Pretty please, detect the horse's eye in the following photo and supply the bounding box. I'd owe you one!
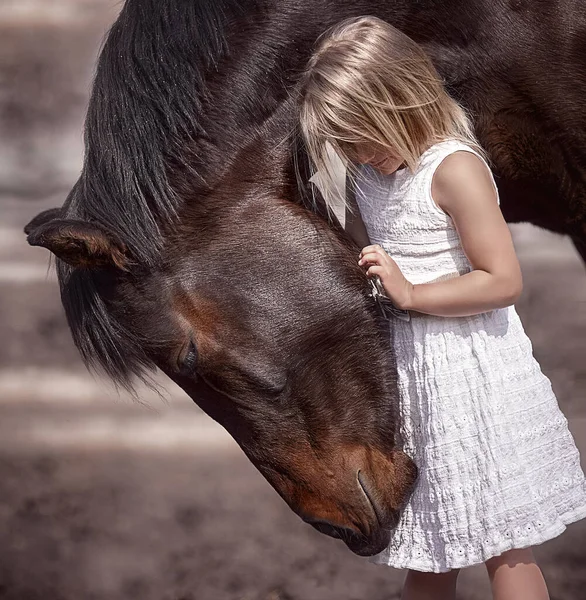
[179,341,198,376]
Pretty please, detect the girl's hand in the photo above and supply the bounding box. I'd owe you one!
[358,244,414,310]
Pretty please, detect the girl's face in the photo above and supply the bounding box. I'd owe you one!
[349,141,406,175]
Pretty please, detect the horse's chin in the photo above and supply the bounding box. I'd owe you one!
[346,533,391,557]
[307,516,393,556]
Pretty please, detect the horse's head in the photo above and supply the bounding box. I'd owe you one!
[23,0,416,557]
[25,182,416,556]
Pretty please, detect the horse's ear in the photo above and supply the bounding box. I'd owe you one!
[24,208,63,235]
[26,219,130,271]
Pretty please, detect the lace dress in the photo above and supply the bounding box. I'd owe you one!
[353,138,586,572]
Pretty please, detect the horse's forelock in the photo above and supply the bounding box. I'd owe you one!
[56,260,164,395]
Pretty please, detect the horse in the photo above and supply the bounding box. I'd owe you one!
[24,0,586,557]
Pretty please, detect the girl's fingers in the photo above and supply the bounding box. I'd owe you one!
[358,251,383,266]
[366,265,384,277]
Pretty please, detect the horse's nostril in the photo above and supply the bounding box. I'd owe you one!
[357,469,385,527]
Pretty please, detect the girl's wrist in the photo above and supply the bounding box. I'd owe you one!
[396,281,416,311]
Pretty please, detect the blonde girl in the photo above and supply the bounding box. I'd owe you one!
[297,15,586,600]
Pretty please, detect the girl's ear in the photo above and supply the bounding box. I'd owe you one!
[26,218,130,271]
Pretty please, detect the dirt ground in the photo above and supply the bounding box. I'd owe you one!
[1,2,586,599]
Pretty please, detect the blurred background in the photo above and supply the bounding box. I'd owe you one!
[1,1,585,599]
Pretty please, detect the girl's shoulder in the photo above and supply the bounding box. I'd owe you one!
[418,138,492,178]
[424,139,500,206]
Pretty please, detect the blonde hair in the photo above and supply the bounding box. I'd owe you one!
[296,15,486,217]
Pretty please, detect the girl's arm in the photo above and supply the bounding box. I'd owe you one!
[344,171,371,248]
[404,151,523,317]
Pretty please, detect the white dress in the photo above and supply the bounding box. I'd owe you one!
[353,138,586,572]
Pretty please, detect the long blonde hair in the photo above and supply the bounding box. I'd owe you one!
[296,15,486,217]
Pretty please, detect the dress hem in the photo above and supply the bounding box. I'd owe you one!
[365,503,586,573]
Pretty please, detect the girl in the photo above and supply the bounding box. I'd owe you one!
[297,15,586,600]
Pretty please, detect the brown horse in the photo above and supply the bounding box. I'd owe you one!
[24,0,586,556]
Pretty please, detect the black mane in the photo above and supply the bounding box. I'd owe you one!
[65,0,238,265]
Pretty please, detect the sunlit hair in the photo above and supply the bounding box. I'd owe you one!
[296,15,487,217]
